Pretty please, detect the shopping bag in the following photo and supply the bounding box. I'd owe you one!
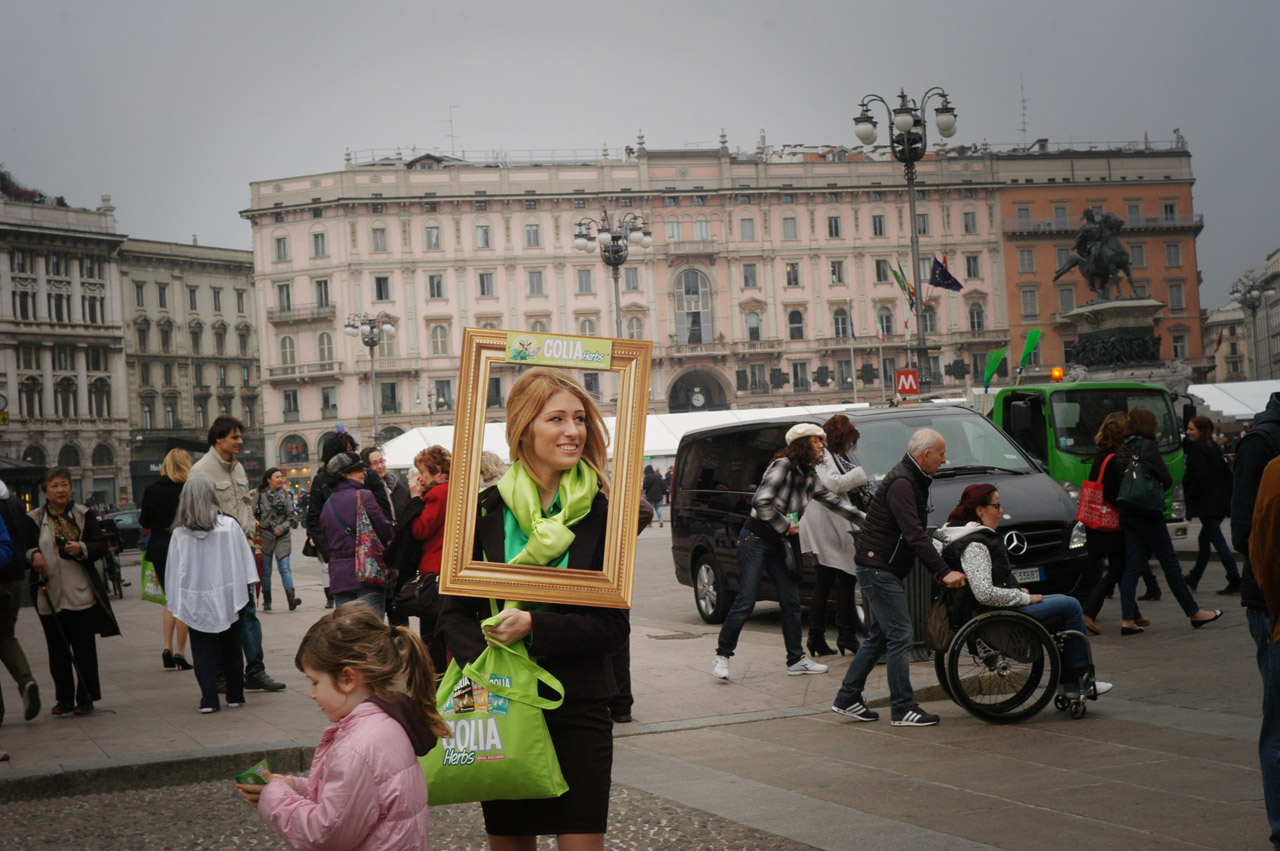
[141,553,166,605]
[1075,453,1121,532]
[421,608,568,806]
[1115,454,1165,517]
[354,493,392,589]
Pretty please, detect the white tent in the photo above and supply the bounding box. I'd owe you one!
[380,403,869,470]
[1189,380,1280,421]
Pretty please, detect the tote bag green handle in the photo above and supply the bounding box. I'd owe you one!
[461,612,565,711]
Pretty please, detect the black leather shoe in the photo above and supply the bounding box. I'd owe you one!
[172,653,193,671]
[245,675,286,692]
[162,648,176,670]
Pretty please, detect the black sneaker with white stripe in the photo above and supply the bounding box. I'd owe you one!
[831,698,879,722]
[890,704,940,727]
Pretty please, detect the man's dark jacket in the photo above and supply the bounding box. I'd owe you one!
[855,453,949,580]
[1232,392,1280,613]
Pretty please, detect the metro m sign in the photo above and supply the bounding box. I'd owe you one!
[895,369,919,395]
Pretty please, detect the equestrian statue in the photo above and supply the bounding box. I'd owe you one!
[1053,210,1134,301]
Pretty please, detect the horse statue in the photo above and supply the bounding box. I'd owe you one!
[1053,211,1134,301]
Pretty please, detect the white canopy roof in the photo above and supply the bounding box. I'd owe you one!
[1189,380,1280,421]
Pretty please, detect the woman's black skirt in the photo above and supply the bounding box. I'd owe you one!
[481,697,613,836]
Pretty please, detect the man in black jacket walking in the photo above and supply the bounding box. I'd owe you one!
[1231,392,1280,850]
[831,429,966,727]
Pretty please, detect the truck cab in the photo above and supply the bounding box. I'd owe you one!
[991,381,1187,537]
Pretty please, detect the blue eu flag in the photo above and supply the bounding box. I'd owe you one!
[930,258,963,292]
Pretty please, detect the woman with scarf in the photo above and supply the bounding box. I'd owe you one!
[254,468,300,612]
[24,467,119,716]
[436,368,628,851]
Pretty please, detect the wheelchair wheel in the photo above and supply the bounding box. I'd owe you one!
[1054,695,1071,712]
[946,611,1060,724]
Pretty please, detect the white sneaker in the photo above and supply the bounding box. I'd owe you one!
[1093,681,1113,697]
[787,655,829,675]
[712,655,730,680]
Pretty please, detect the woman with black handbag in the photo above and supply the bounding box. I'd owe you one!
[1115,408,1222,635]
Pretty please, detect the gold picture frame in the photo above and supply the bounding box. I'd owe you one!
[438,327,653,609]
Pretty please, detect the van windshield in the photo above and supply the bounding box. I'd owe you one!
[848,414,1035,481]
[1048,389,1179,457]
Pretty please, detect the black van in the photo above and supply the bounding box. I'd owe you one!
[671,405,1091,623]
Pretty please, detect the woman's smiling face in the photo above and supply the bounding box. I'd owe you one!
[524,389,587,481]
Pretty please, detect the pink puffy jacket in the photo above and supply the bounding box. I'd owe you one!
[259,701,430,850]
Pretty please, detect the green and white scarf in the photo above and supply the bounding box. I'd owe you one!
[496,459,598,567]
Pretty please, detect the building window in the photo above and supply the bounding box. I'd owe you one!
[431,325,449,356]
[675,270,712,345]
[1021,288,1039,317]
[195,402,207,428]
[134,283,145,307]
[187,287,198,311]
[781,193,795,204]
[694,220,710,241]
[525,224,540,248]
[55,379,77,418]
[190,329,202,354]
[1163,202,1177,224]
[665,221,680,242]
[1018,248,1035,272]
[1016,208,1032,229]
[282,389,299,416]
[624,268,640,292]
[782,217,798,240]
[1165,243,1182,266]
[157,284,168,309]
[578,318,597,336]
[1130,244,1146,267]
[915,213,929,235]
[576,269,592,294]
[241,365,251,384]
[487,376,503,408]
[435,379,453,411]
[1172,334,1187,358]
[918,257,932,283]
[425,225,441,251]
[791,361,810,391]
[921,306,937,334]
[742,264,758,288]
[1059,287,1075,314]
[968,303,985,332]
[312,232,327,257]
[381,382,398,414]
[475,225,491,249]
[317,331,334,364]
[474,200,487,212]
[830,260,846,285]
[1169,282,1185,312]
[1056,247,1072,270]
[428,274,445,299]
[1127,204,1141,227]
[238,332,248,356]
[583,372,601,398]
[280,336,296,366]
[833,308,850,339]
[963,211,978,234]
[740,218,756,240]
[137,327,149,352]
[878,307,894,337]
[371,227,388,252]
[527,270,544,296]
[964,254,981,279]
[827,216,842,238]
[663,196,678,207]
[788,310,805,341]
[142,402,154,430]
[749,363,767,392]
[274,237,288,262]
[276,283,292,311]
[212,289,222,313]
[530,319,547,333]
[312,278,330,306]
[160,328,171,353]
[745,311,762,341]
[626,316,643,339]
[375,276,391,301]
[872,214,886,237]
[478,272,495,297]
[785,263,800,287]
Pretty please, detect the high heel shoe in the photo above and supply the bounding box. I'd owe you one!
[836,636,860,656]
[806,633,836,657]
[162,648,175,670]
[172,653,193,671]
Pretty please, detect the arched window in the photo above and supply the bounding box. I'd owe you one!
[280,336,296,366]
[23,446,46,466]
[968,303,985,332]
[317,331,334,364]
[626,316,643,340]
[530,319,548,334]
[878,307,894,337]
[58,444,81,467]
[92,444,113,466]
[431,325,450,356]
[921,306,937,334]
[579,318,597,337]
[378,426,405,443]
[745,311,761,342]
[90,378,111,419]
[280,434,309,464]
[56,378,77,418]
[788,310,805,341]
[833,308,850,339]
[142,401,154,430]
[20,377,42,418]
[164,401,176,429]
[674,269,712,345]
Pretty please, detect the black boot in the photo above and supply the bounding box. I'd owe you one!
[835,611,861,656]
[324,587,334,609]
[262,589,272,612]
[287,588,302,610]
[806,628,835,657]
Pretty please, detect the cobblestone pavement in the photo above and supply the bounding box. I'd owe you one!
[0,781,817,850]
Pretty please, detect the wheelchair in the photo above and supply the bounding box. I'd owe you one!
[933,602,1101,724]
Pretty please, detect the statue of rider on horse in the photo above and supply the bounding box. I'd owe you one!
[1052,210,1134,301]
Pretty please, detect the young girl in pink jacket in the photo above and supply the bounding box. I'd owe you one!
[236,604,450,850]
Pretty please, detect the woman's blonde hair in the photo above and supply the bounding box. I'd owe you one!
[505,367,610,496]
[161,448,192,483]
[479,450,507,484]
[296,605,451,738]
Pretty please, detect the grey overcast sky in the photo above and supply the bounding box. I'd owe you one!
[3,0,1277,310]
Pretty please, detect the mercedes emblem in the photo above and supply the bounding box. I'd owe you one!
[1003,530,1029,556]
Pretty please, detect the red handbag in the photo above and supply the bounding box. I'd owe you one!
[1076,453,1121,532]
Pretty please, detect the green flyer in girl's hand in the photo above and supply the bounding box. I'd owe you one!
[234,759,270,785]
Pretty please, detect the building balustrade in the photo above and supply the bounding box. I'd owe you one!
[283,410,300,422]
[949,329,1010,345]
[663,239,721,257]
[732,338,787,356]
[663,341,732,359]
[1002,213,1203,236]
[321,405,339,420]
[266,303,337,324]
[265,360,343,383]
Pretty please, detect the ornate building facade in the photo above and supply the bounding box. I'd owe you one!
[0,193,130,508]
[117,239,263,500]
[242,136,1010,472]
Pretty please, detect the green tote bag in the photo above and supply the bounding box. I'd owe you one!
[140,552,166,605]
[421,608,569,806]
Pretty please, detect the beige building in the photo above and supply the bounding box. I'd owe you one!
[117,239,263,500]
[1199,303,1248,383]
[0,190,130,508]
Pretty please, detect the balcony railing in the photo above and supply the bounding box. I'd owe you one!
[949,330,1011,345]
[321,406,339,420]
[665,341,732,358]
[732,338,787,356]
[1003,213,1203,235]
[663,239,721,257]
[267,303,337,323]
[266,360,342,381]
[283,410,300,422]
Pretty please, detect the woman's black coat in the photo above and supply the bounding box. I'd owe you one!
[1183,438,1233,520]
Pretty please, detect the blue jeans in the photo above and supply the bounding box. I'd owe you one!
[836,566,914,713]
[653,502,663,522]
[261,551,295,595]
[716,527,804,665]
[334,587,387,622]
[1248,607,1280,849]
[239,589,265,680]
[1017,594,1089,678]
[1121,513,1200,620]
[1187,516,1241,586]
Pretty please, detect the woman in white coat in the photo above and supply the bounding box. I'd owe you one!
[166,474,257,714]
[799,415,869,657]
[798,414,870,652]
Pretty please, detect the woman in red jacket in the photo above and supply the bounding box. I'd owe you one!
[410,445,451,673]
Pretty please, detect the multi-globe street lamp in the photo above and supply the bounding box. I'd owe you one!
[1231,275,1276,379]
[343,311,397,443]
[854,88,958,391]
[573,209,652,338]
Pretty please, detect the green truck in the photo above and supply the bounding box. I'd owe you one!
[990,381,1188,537]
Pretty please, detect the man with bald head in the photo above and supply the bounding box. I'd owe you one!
[831,427,966,727]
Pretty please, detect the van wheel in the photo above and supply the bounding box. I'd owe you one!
[694,554,730,624]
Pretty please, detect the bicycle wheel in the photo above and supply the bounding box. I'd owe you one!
[946,611,1059,724]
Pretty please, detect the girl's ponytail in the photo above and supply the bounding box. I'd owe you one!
[390,624,452,739]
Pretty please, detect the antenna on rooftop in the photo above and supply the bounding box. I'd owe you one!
[1019,77,1030,149]
[442,106,460,157]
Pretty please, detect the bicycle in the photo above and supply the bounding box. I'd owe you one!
[98,517,126,599]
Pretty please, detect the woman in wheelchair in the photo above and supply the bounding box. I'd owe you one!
[937,484,1112,699]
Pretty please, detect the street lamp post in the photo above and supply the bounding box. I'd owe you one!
[573,209,652,338]
[1231,275,1277,380]
[344,311,397,444]
[854,88,958,392]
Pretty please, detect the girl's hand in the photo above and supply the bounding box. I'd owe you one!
[235,770,294,806]
[485,609,533,646]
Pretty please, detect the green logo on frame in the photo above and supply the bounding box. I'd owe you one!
[505,332,612,369]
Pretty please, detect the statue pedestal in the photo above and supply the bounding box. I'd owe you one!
[1062,297,1165,334]
[1062,297,1191,394]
